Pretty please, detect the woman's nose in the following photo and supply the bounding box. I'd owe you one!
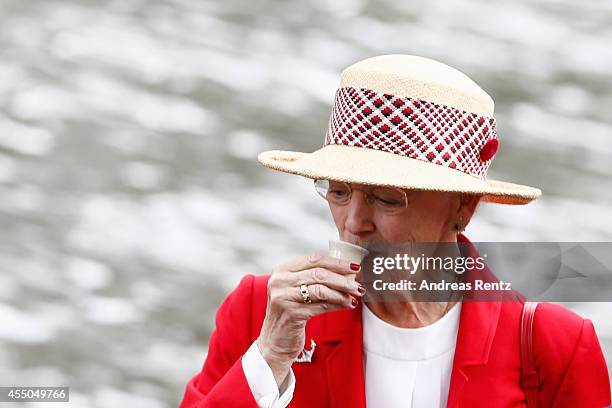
[344,190,375,235]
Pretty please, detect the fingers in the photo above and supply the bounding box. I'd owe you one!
[274,253,360,276]
[284,284,356,309]
[292,268,364,297]
[265,253,366,324]
[266,282,357,323]
[295,285,359,320]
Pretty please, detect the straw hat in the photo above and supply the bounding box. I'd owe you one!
[258,55,541,205]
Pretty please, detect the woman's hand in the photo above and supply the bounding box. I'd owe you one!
[255,253,365,388]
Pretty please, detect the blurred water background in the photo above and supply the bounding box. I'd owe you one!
[1,0,611,406]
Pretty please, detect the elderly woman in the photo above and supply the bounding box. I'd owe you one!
[180,55,610,407]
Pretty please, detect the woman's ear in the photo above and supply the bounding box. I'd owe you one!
[457,194,481,229]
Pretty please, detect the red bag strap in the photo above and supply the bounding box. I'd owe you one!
[520,301,540,408]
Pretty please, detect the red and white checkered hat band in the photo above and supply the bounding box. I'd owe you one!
[324,87,499,180]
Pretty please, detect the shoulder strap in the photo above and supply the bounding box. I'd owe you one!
[521,301,540,408]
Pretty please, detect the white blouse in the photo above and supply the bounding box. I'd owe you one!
[362,302,462,408]
[242,302,462,408]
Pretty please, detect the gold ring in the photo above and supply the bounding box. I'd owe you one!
[300,284,312,304]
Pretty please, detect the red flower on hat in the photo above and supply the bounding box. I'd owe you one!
[479,139,499,161]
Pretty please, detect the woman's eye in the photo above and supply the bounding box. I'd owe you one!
[377,198,402,206]
[329,189,349,197]
[374,194,404,207]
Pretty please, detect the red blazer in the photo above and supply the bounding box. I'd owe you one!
[180,268,611,407]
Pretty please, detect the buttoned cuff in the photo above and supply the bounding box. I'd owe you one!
[242,341,295,408]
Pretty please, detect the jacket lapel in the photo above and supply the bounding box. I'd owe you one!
[447,234,503,407]
[446,299,501,407]
[319,302,366,408]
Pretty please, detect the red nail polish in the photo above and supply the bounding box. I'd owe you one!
[357,284,366,295]
[350,263,360,271]
[351,297,358,307]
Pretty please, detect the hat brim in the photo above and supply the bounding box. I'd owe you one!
[258,145,541,205]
